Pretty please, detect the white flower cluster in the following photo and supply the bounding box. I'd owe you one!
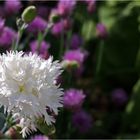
[0,51,63,137]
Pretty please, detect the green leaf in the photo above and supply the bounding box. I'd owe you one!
[120,79,140,135]
[98,4,117,31]
[36,118,56,136]
[97,4,139,86]
[0,112,6,130]
[81,20,96,41]
[126,100,135,114]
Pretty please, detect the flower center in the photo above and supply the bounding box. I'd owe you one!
[19,85,25,93]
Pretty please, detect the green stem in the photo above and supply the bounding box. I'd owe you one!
[65,29,72,51]
[1,114,11,133]
[67,72,72,87]
[95,41,104,76]
[66,122,72,139]
[13,22,28,51]
[13,28,24,51]
[59,30,64,60]
[37,23,53,52]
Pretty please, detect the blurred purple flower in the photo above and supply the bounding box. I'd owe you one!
[96,23,108,39]
[85,0,96,13]
[31,135,49,140]
[57,0,76,17]
[111,88,128,106]
[37,6,50,19]
[0,27,17,47]
[72,110,93,133]
[27,16,47,34]
[63,49,88,75]
[51,20,64,36]
[4,0,22,15]
[30,40,50,59]
[0,7,5,17]
[0,18,5,35]
[70,34,83,49]
[63,49,87,65]
[63,18,72,31]
[64,89,86,110]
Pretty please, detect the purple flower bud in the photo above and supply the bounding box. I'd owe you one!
[64,89,86,110]
[72,110,93,133]
[111,88,128,106]
[96,23,108,39]
[57,0,76,17]
[51,20,64,36]
[27,16,47,34]
[0,27,17,47]
[31,135,49,140]
[70,34,83,49]
[30,40,50,59]
[4,0,22,15]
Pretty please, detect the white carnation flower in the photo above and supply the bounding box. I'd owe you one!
[0,51,63,137]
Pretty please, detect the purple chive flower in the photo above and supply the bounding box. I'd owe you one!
[57,0,76,17]
[70,34,83,49]
[63,49,88,77]
[37,6,50,19]
[111,88,128,106]
[31,135,49,140]
[51,20,64,36]
[0,27,17,47]
[63,49,87,65]
[96,23,108,39]
[27,16,47,34]
[72,110,93,133]
[4,0,22,15]
[64,89,86,110]
[63,49,88,75]
[30,40,50,59]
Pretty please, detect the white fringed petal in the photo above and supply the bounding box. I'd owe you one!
[0,51,63,137]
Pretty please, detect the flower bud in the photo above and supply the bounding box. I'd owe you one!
[22,6,37,23]
[96,23,108,39]
[62,60,80,70]
[4,125,22,139]
[49,12,61,23]
[36,117,55,136]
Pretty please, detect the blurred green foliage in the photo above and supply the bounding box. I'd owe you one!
[75,1,140,138]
